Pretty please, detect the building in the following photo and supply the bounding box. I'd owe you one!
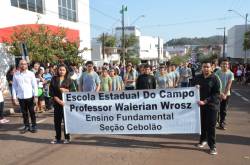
[139,36,164,65]
[227,25,250,62]
[91,38,120,66]
[91,26,164,65]
[164,46,188,56]
[0,0,91,60]
[114,26,164,65]
[0,0,90,90]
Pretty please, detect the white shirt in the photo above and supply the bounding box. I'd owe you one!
[12,70,38,99]
[237,69,242,76]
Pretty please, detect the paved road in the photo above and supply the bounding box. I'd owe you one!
[0,84,249,165]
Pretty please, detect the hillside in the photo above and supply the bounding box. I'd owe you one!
[165,35,226,46]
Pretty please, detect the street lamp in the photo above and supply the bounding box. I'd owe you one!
[216,27,226,58]
[228,9,249,63]
[131,15,145,25]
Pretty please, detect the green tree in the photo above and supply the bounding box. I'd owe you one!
[170,55,189,65]
[4,24,84,65]
[122,34,139,63]
[97,33,116,47]
[197,53,218,63]
[243,31,250,50]
[97,33,116,55]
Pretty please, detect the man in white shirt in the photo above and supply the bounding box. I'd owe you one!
[12,60,38,133]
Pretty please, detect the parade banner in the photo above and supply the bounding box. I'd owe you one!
[63,87,201,134]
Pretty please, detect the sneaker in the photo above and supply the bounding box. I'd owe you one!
[51,139,62,144]
[0,118,9,124]
[217,124,226,130]
[30,125,38,133]
[196,141,207,148]
[20,126,30,134]
[209,148,218,155]
[63,139,70,144]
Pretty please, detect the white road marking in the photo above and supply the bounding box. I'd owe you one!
[18,118,48,130]
[241,97,249,102]
[233,91,242,97]
[232,90,250,103]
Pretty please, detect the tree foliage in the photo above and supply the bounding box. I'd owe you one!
[170,55,190,65]
[123,34,138,48]
[97,33,116,47]
[243,31,250,50]
[166,35,226,46]
[197,53,218,63]
[4,24,84,65]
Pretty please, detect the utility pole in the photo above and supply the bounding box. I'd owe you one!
[120,5,127,65]
[216,27,226,58]
[102,33,105,60]
[223,27,226,58]
[158,36,160,65]
[245,13,248,63]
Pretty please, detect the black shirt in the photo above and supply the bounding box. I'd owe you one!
[136,74,156,90]
[49,76,76,100]
[193,73,221,109]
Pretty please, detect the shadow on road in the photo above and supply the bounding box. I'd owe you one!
[0,133,249,151]
[0,123,54,132]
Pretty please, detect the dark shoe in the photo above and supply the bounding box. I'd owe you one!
[217,124,226,130]
[30,125,37,133]
[20,126,30,134]
[209,148,218,155]
[51,139,62,144]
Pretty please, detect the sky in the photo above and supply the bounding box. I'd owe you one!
[89,0,250,41]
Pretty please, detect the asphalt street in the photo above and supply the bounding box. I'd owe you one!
[0,84,249,165]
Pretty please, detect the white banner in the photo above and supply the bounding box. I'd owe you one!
[63,87,201,134]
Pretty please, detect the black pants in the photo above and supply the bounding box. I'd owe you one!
[54,104,70,140]
[44,97,53,110]
[18,98,36,127]
[125,86,135,90]
[0,102,4,119]
[219,96,230,125]
[200,106,218,149]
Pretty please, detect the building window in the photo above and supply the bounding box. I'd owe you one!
[10,0,18,7]
[58,0,77,22]
[10,0,44,14]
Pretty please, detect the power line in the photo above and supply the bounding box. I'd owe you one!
[140,16,240,29]
[78,0,119,21]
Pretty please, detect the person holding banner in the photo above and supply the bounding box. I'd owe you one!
[136,64,156,89]
[49,64,77,144]
[194,61,221,155]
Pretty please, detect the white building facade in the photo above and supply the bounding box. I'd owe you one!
[139,36,164,65]
[0,0,91,60]
[227,25,250,62]
[0,0,91,91]
[114,26,164,65]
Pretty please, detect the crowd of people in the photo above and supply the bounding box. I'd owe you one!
[1,57,246,155]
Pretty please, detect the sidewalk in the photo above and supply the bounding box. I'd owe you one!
[3,93,19,115]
